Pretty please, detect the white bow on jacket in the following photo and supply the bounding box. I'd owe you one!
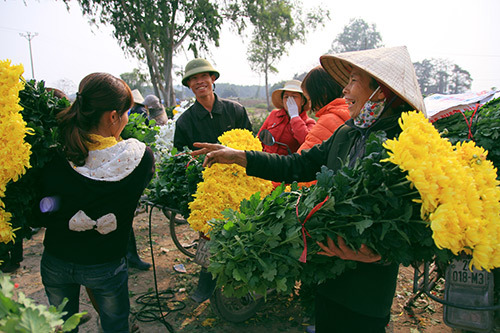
[69,210,117,235]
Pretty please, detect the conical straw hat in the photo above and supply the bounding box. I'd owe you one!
[320,46,426,116]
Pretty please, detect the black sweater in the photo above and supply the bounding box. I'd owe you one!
[39,140,154,265]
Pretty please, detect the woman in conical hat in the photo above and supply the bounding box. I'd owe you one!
[192,46,425,332]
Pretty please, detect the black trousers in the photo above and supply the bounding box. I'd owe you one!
[315,292,390,333]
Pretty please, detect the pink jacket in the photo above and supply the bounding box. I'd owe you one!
[297,98,350,153]
[258,108,316,155]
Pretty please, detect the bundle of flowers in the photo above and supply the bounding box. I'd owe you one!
[207,111,499,298]
[0,60,31,244]
[2,79,69,246]
[384,111,500,270]
[188,129,274,235]
[153,102,187,159]
[154,119,176,159]
[432,96,500,175]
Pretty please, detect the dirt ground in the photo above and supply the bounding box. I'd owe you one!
[7,207,458,332]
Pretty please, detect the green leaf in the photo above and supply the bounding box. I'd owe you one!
[275,277,288,293]
[18,307,55,333]
[62,312,87,332]
[262,267,277,282]
[355,219,374,234]
[232,268,244,282]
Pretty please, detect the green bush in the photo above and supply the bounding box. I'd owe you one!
[433,97,500,176]
[253,103,268,109]
[249,113,267,135]
[121,113,160,150]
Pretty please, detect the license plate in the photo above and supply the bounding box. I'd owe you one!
[443,258,495,331]
[449,258,488,287]
[194,238,210,268]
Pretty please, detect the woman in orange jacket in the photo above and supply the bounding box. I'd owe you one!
[258,80,316,155]
[298,66,350,153]
[296,66,349,188]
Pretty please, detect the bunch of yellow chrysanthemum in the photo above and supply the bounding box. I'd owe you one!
[188,129,273,235]
[0,60,31,244]
[383,111,500,270]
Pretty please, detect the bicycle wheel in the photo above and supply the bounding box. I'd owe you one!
[209,287,263,323]
[162,208,198,258]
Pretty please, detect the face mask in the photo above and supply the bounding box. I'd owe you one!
[353,87,385,128]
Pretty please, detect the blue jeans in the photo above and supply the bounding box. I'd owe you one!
[41,251,130,332]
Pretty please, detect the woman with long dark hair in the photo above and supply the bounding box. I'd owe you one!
[38,72,155,332]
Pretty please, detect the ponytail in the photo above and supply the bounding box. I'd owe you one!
[57,94,89,166]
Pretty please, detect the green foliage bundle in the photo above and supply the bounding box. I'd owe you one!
[0,273,83,332]
[2,80,68,243]
[207,132,452,299]
[208,183,303,298]
[148,148,204,218]
[432,97,500,174]
[120,113,159,149]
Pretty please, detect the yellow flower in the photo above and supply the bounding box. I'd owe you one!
[0,59,32,244]
[188,129,273,234]
[383,111,500,271]
[0,210,19,244]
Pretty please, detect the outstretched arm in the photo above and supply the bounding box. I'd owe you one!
[192,142,248,168]
[317,235,381,263]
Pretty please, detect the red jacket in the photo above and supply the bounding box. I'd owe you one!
[258,108,316,155]
[297,98,350,153]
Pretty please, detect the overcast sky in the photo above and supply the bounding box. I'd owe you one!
[1,0,499,95]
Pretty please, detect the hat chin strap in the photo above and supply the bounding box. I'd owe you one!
[366,86,381,103]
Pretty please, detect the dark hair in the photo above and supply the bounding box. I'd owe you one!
[57,72,133,166]
[301,66,343,112]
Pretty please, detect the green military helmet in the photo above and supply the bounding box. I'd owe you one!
[182,58,220,87]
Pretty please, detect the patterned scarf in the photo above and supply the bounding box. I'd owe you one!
[353,87,386,128]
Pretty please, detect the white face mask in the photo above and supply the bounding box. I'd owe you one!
[353,87,385,128]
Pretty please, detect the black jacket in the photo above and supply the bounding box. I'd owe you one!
[173,94,253,151]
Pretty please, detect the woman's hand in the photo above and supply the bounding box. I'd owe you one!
[317,235,381,263]
[192,142,248,168]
